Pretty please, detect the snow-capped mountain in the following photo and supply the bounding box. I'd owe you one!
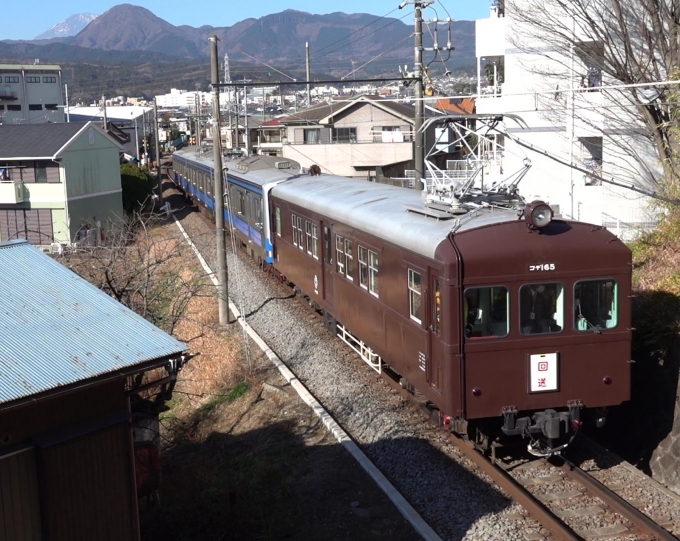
[34,13,98,40]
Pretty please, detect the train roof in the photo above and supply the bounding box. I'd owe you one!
[173,148,303,188]
[272,175,519,260]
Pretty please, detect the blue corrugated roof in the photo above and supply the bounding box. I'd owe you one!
[0,240,188,406]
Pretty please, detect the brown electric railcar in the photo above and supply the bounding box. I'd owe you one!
[271,175,631,454]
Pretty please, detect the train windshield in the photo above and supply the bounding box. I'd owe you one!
[520,283,564,335]
[574,279,618,331]
[464,287,509,338]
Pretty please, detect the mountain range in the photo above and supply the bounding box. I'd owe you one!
[12,4,475,68]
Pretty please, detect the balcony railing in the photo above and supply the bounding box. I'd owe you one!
[0,180,25,203]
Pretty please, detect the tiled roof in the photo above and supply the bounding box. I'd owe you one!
[0,122,88,159]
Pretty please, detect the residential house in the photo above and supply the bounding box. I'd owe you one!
[0,239,189,541]
[0,122,125,247]
[0,63,64,124]
[255,95,447,180]
[475,0,659,237]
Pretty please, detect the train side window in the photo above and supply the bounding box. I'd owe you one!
[368,250,379,297]
[311,224,319,260]
[345,239,354,280]
[433,280,441,334]
[574,279,618,331]
[255,196,263,229]
[275,207,281,237]
[358,246,368,289]
[336,235,346,274]
[305,221,313,255]
[292,214,299,247]
[464,287,509,338]
[296,217,303,250]
[238,191,246,216]
[324,227,332,265]
[520,283,564,335]
[408,269,422,323]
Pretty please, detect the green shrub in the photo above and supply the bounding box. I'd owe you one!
[120,163,154,213]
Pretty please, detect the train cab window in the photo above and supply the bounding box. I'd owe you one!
[408,269,422,323]
[275,207,281,237]
[336,235,346,274]
[433,280,441,334]
[574,279,618,331]
[520,283,564,335]
[464,287,509,338]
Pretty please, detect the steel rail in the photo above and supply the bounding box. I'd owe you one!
[548,455,678,541]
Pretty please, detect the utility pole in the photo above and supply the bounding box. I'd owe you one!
[305,42,311,106]
[210,35,230,325]
[401,0,439,191]
[102,95,107,129]
[153,98,163,202]
[65,84,70,122]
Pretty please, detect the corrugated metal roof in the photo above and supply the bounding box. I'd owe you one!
[0,240,188,406]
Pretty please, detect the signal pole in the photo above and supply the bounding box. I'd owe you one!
[210,35,230,325]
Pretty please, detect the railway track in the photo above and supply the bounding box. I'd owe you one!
[168,180,680,540]
[377,369,677,541]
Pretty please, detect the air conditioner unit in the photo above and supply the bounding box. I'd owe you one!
[50,242,63,254]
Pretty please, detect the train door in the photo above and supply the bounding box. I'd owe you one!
[321,223,334,307]
[427,271,443,393]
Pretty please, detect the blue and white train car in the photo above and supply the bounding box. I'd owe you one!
[171,150,303,265]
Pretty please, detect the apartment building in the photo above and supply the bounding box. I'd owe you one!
[0,63,64,124]
[475,1,660,238]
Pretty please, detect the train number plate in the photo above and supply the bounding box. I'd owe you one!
[529,263,556,271]
[529,353,558,392]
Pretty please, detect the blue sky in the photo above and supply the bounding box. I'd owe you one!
[4,0,490,41]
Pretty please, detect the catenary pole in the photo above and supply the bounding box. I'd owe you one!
[306,42,312,106]
[153,97,163,202]
[210,35,230,325]
[413,2,425,191]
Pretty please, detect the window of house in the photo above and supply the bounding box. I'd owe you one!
[520,283,564,335]
[368,250,379,296]
[0,105,4,110]
[42,76,57,83]
[275,207,281,237]
[336,235,346,274]
[464,286,509,338]
[35,162,47,183]
[344,239,353,279]
[29,104,42,111]
[45,104,58,110]
[332,127,357,143]
[26,76,40,83]
[5,76,19,83]
[304,129,320,144]
[7,105,21,111]
[575,279,618,331]
[408,269,422,323]
[358,246,368,289]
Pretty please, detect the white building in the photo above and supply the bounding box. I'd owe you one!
[155,88,212,111]
[475,1,660,238]
[0,64,64,124]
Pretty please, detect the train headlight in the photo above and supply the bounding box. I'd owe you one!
[524,200,553,229]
